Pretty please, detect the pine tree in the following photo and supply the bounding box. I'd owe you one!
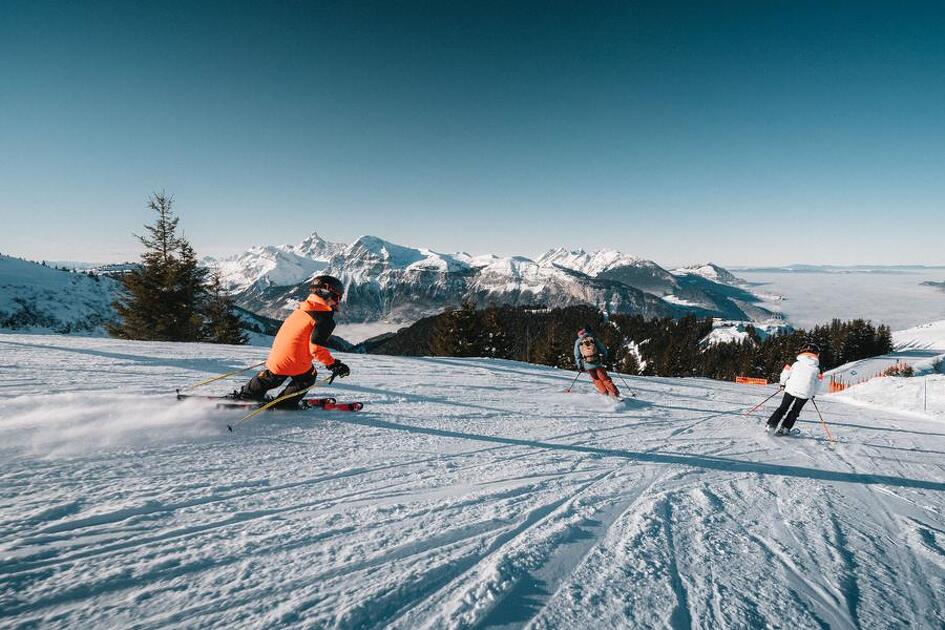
[109,193,219,342]
[431,302,482,356]
[203,274,249,345]
[481,304,513,359]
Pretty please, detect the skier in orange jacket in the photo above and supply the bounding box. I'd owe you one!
[239,275,351,408]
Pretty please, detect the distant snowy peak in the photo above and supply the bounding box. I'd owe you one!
[213,245,327,292]
[292,232,346,260]
[674,263,749,287]
[536,247,647,276]
[337,235,472,275]
[208,231,345,292]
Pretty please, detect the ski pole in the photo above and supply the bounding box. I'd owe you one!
[811,398,836,445]
[228,374,336,432]
[185,361,266,391]
[565,370,583,393]
[744,388,782,416]
[614,371,637,398]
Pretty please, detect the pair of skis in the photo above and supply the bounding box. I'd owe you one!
[176,390,363,412]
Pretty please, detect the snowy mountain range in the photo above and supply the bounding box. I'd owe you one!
[207,232,779,325]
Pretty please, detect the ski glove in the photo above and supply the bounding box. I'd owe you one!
[327,360,350,379]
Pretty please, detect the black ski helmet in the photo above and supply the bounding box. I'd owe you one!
[801,341,820,354]
[311,275,344,301]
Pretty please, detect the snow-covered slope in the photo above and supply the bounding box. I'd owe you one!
[2,333,945,628]
[832,374,945,420]
[894,320,945,352]
[0,255,118,334]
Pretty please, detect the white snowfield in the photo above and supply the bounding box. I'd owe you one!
[2,334,945,629]
[894,320,945,352]
[833,375,945,421]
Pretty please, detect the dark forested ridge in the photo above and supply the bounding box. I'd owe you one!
[367,304,893,383]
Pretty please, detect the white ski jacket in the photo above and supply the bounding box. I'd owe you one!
[779,353,822,399]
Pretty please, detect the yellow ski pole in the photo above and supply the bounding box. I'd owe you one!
[185,361,266,391]
[227,374,335,432]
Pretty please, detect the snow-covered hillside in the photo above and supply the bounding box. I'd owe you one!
[2,333,944,628]
[894,320,945,352]
[674,262,750,287]
[0,255,118,334]
[833,374,945,420]
[209,233,778,325]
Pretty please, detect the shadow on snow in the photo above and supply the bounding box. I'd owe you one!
[332,415,945,493]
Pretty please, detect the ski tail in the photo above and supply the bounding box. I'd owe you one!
[321,402,364,412]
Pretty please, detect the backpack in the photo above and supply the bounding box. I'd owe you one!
[579,336,601,363]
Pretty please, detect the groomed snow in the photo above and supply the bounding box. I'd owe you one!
[2,334,945,628]
[894,320,945,352]
[832,375,945,420]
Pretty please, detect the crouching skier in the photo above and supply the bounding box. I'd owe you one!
[238,275,351,408]
[574,326,620,398]
[766,343,823,435]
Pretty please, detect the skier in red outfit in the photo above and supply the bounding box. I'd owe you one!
[574,326,620,397]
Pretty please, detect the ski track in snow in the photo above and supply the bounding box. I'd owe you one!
[1,334,945,628]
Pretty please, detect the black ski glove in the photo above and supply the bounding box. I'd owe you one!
[327,360,350,380]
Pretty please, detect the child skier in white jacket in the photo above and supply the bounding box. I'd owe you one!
[766,344,824,435]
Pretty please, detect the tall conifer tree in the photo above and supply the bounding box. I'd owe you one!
[109,193,244,343]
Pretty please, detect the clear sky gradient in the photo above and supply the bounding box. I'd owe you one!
[2,1,943,266]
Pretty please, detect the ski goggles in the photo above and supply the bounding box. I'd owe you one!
[314,287,344,303]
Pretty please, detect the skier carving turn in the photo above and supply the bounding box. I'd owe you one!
[766,343,824,436]
[574,325,620,398]
[237,275,352,409]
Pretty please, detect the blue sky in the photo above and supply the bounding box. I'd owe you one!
[1,1,943,266]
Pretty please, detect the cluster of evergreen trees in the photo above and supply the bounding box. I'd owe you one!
[372,303,892,383]
[108,193,247,344]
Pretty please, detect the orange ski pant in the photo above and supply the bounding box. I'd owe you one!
[588,368,620,397]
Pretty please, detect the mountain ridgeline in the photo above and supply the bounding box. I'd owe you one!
[367,304,893,383]
[208,233,781,325]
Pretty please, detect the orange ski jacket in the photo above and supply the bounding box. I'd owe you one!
[265,294,336,376]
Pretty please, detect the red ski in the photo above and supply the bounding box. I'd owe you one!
[301,399,363,412]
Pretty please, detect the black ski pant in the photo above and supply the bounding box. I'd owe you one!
[767,392,808,430]
[241,366,317,409]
